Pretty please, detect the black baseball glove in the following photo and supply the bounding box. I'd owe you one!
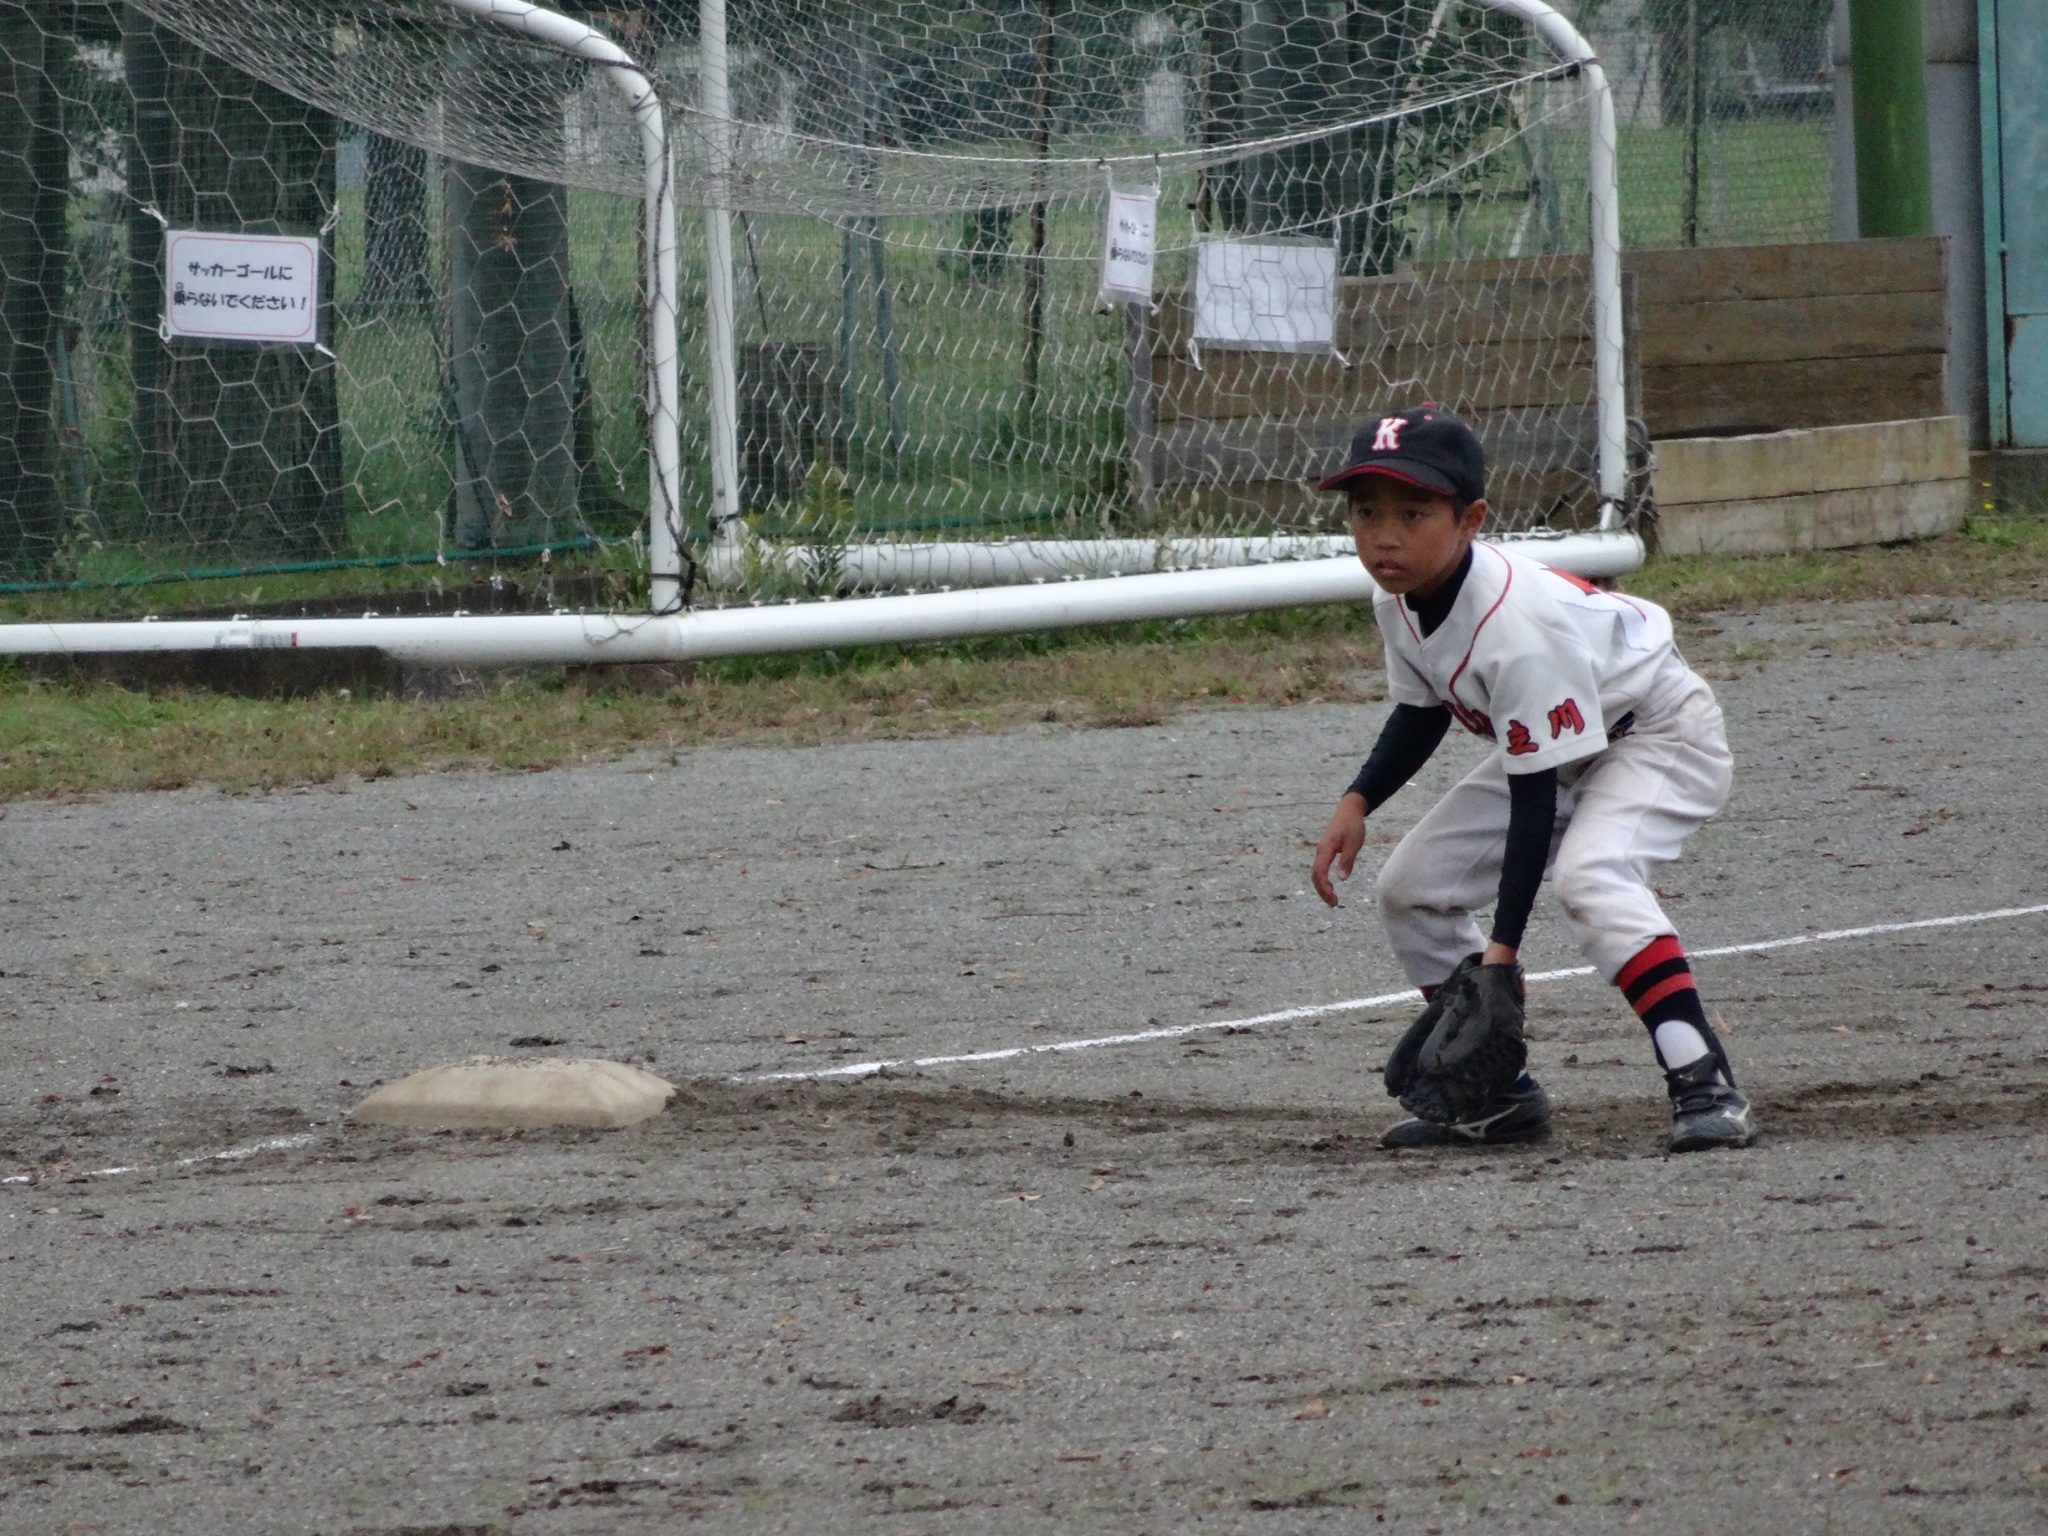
[1383,953,1480,1102]
[1387,959,1528,1125]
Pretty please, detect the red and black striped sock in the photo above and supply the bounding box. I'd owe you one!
[1616,936,1733,1083]
[1616,936,1708,1031]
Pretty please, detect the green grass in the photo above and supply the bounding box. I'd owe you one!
[1628,508,2048,615]
[0,604,1387,800]
[2,512,2043,802]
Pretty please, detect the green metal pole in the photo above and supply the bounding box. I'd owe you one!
[1848,0,1934,237]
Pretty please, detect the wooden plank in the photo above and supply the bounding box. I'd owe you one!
[1153,414,1353,486]
[1653,417,1969,506]
[1654,477,1968,557]
[1481,467,1603,528]
[1154,407,1600,488]
[1638,290,1947,368]
[1344,278,1594,350]
[1166,241,1944,352]
[1152,272,1598,357]
[1408,254,1590,283]
[1155,409,1597,487]
[1155,479,1341,531]
[1153,352,1352,423]
[1154,345,1595,424]
[1429,240,1947,305]
[1642,354,1947,436]
[1626,236,1944,307]
[1157,466,1599,531]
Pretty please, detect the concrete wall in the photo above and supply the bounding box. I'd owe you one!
[1831,0,1988,446]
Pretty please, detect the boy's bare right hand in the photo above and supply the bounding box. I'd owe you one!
[1311,792,1369,907]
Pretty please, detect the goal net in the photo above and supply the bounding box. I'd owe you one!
[2,0,1648,618]
[671,0,1634,597]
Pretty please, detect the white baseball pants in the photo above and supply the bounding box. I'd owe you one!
[1374,677,1733,985]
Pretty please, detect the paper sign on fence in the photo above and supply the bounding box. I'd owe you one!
[1193,236,1336,353]
[165,230,321,344]
[1098,190,1158,305]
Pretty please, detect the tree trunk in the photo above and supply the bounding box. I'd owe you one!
[361,133,433,309]
[1196,2,1244,231]
[1337,0,1409,276]
[1199,2,1408,275]
[0,0,68,575]
[444,160,580,551]
[123,12,342,561]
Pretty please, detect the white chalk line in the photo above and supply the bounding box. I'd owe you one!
[7,903,2042,1181]
[737,901,2048,1085]
[2,1132,315,1187]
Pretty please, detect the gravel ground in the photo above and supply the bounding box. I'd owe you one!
[2,596,2045,1534]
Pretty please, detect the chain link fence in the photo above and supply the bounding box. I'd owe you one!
[1587,0,1834,247]
[0,0,1837,617]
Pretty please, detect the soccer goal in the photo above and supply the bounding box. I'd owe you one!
[660,0,1634,600]
[0,0,1636,667]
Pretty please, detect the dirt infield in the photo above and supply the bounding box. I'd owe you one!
[3,596,2046,1533]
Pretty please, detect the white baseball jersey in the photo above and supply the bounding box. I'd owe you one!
[1376,541,1691,775]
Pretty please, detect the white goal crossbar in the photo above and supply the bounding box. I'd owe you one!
[0,530,1641,669]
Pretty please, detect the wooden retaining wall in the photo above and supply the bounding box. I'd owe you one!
[1142,235,1949,531]
[1631,236,1948,438]
[1144,264,1631,530]
[1652,416,1969,557]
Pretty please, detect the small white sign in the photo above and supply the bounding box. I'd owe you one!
[1193,236,1337,353]
[165,230,321,344]
[1099,189,1158,305]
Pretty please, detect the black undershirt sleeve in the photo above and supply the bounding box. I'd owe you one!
[1490,768,1558,951]
[1345,703,1452,811]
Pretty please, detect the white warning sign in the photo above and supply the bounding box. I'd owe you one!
[164,230,321,344]
[1098,189,1158,305]
[1193,236,1337,353]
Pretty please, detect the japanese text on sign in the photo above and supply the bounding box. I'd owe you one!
[1098,189,1158,305]
[164,230,321,344]
[1193,237,1337,353]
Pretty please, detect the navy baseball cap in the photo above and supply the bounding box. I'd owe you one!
[1315,405,1486,506]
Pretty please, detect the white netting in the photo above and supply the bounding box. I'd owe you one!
[0,0,1835,614]
[5,0,1836,612]
[676,4,1623,577]
[121,0,1573,207]
[87,0,1623,599]
[700,82,1619,564]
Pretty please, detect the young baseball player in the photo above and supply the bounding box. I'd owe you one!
[1309,405,1757,1152]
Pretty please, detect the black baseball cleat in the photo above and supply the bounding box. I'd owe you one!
[1381,1075,1551,1148]
[1665,1057,1758,1152]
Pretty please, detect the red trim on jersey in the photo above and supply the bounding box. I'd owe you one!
[1615,934,1686,993]
[1391,591,1424,647]
[1546,567,1600,595]
[1543,562,1649,619]
[1628,973,1697,1015]
[1442,544,1513,725]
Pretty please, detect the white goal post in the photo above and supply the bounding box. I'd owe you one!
[437,0,687,614]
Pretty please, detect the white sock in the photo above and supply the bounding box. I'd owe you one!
[1653,1020,1712,1072]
